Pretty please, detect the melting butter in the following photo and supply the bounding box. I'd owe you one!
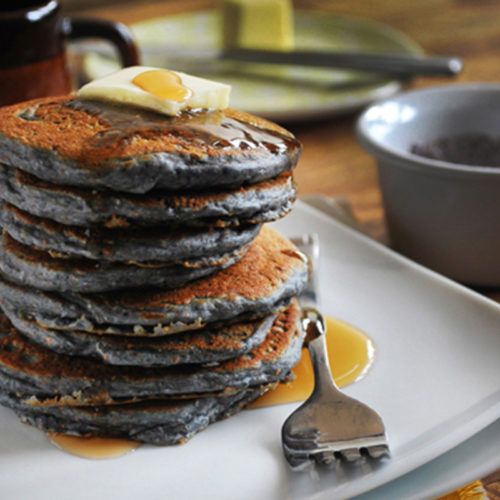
[77,66,231,116]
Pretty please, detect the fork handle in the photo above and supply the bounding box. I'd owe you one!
[302,308,340,396]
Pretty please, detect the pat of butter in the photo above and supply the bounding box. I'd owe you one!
[77,66,231,116]
[221,0,294,51]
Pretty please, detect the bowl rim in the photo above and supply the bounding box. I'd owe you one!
[356,83,500,176]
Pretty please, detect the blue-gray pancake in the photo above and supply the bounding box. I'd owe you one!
[0,164,295,228]
[0,97,301,194]
[3,306,275,367]
[0,202,260,263]
[0,227,307,332]
[0,302,304,404]
[0,384,273,445]
[0,232,246,293]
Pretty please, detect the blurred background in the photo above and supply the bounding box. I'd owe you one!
[59,0,500,245]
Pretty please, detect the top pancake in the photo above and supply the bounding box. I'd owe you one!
[0,96,301,194]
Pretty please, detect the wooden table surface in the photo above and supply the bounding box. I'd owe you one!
[71,0,499,495]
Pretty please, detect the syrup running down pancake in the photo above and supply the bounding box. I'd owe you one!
[0,97,301,193]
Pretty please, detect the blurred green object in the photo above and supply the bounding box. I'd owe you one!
[83,9,422,122]
[220,0,294,51]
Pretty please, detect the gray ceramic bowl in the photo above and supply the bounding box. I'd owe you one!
[357,84,500,286]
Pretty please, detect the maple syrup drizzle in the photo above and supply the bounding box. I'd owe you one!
[48,433,140,459]
[132,69,192,102]
[66,99,296,155]
[250,315,375,409]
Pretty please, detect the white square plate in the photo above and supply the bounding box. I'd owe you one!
[0,201,499,499]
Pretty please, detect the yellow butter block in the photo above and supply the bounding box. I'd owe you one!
[221,0,294,51]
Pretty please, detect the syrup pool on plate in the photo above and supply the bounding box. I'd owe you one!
[48,433,140,459]
[250,315,375,409]
[48,315,374,457]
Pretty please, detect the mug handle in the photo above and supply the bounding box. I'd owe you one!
[63,17,140,67]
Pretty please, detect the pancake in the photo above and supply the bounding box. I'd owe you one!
[4,307,276,367]
[0,164,296,228]
[0,202,261,262]
[9,306,289,338]
[0,232,246,293]
[0,96,301,193]
[0,226,307,331]
[0,384,272,445]
[0,302,304,404]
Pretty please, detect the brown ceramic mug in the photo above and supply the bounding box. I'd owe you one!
[0,0,139,106]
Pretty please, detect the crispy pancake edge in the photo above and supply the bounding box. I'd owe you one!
[0,97,301,193]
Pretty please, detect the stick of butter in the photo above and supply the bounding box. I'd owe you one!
[221,0,294,51]
[77,66,231,116]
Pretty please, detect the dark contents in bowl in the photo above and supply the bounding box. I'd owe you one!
[411,133,500,167]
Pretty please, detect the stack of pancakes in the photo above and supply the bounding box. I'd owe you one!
[0,96,307,444]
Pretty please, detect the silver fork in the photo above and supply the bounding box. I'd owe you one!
[282,234,390,470]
